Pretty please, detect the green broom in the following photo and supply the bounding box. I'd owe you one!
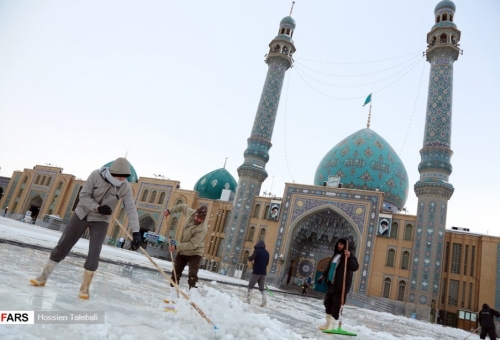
[323,240,357,336]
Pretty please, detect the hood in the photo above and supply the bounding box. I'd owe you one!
[109,158,131,176]
[254,240,266,249]
[483,303,490,309]
[333,238,347,255]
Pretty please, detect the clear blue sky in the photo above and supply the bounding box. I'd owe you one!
[0,1,499,235]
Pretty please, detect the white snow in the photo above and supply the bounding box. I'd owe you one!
[0,217,479,339]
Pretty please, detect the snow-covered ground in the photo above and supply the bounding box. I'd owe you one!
[0,217,479,339]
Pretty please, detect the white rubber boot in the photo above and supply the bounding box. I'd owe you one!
[260,290,267,307]
[318,314,332,330]
[78,270,95,299]
[30,259,58,286]
[327,317,338,330]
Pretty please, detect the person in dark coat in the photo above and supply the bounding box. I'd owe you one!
[246,240,270,307]
[317,238,359,331]
[479,303,500,339]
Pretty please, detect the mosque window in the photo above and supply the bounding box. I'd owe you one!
[461,281,466,308]
[401,251,410,270]
[35,175,41,185]
[169,217,178,238]
[386,249,395,267]
[286,28,290,35]
[263,205,270,219]
[243,251,250,264]
[290,30,294,38]
[404,224,413,241]
[442,13,448,21]
[273,44,281,52]
[448,279,459,306]
[41,176,46,186]
[470,246,475,276]
[444,242,450,272]
[280,28,285,34]
[253,204,260,218]
[259,228,266,241]
[46,177,52,186]
[141,189,149,202]
[149,190,157,204]
[468,283,473,309]
[247,226,255,241]
[57,181,63,190]
[450,243,462,274]
[382,277,391,298]
[23,176,28,184]
[175,199,184,205]
[441,278,447,304]
[463,245,468,276]
[390,223,398,238]
[440,33,448,43]
[158,192,166,205]
[397,280,406,301]
[436,15,440,23]
[450,15,453,22]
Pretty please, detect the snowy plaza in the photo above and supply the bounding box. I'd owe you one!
[0,218,479,339]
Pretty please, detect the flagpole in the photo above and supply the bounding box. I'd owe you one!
[367,101,372,128]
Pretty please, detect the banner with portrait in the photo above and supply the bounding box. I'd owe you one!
[267,201,281,220]
[377,216,392,237]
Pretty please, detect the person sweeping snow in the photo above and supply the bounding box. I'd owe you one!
[30,157,142,299]
[317,238,359,331]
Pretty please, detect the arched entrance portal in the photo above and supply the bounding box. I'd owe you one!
[285,208,358,292]
[139,215,156,246]
[27,195,43,222]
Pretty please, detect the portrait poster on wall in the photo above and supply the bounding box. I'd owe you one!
[267,201,281,220]
[377,216,392,237]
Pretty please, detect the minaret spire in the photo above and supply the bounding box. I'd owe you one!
[289,1,295,16]
[223,157,228,169]
[409,0,460,320]
[220,11,297,276]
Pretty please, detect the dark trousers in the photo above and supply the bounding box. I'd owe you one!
[480,326,497,340]
[171,253,201,288]
[302,284,308,295]
[324,285,346,320]
[50,214,108,271]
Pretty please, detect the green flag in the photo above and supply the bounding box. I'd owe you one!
[363,93,372,107]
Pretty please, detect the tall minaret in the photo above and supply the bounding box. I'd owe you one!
[220,8,297,276]
[409,0,461,320]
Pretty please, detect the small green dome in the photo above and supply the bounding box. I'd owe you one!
[314,128,409,210]
[102,160,138,183]
[280,16,296,29]
[435,0,456,14]
[194,168,238,200]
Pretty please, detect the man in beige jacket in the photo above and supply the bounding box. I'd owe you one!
[30,157,141,299]
[163,204,207,309]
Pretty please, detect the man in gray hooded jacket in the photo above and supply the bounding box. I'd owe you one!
[30,157,141,299]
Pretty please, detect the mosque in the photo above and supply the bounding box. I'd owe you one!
[1,0,498,332]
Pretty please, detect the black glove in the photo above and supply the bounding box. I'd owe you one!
[317,277,323,285]
[97,205,112,215]
[131,232,142,251]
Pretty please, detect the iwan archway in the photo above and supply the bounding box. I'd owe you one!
[283,205,359,292]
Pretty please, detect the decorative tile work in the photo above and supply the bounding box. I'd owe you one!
[63,185,81,222]
[221,21,294,267]
[314,128,409,210]
[270,185,379,294]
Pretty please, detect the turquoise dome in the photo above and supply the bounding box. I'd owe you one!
[194,168,238,200]
[102,160,138,183]
[435,0,456,14]
[280,16,296,29]
[314,128,409,210]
